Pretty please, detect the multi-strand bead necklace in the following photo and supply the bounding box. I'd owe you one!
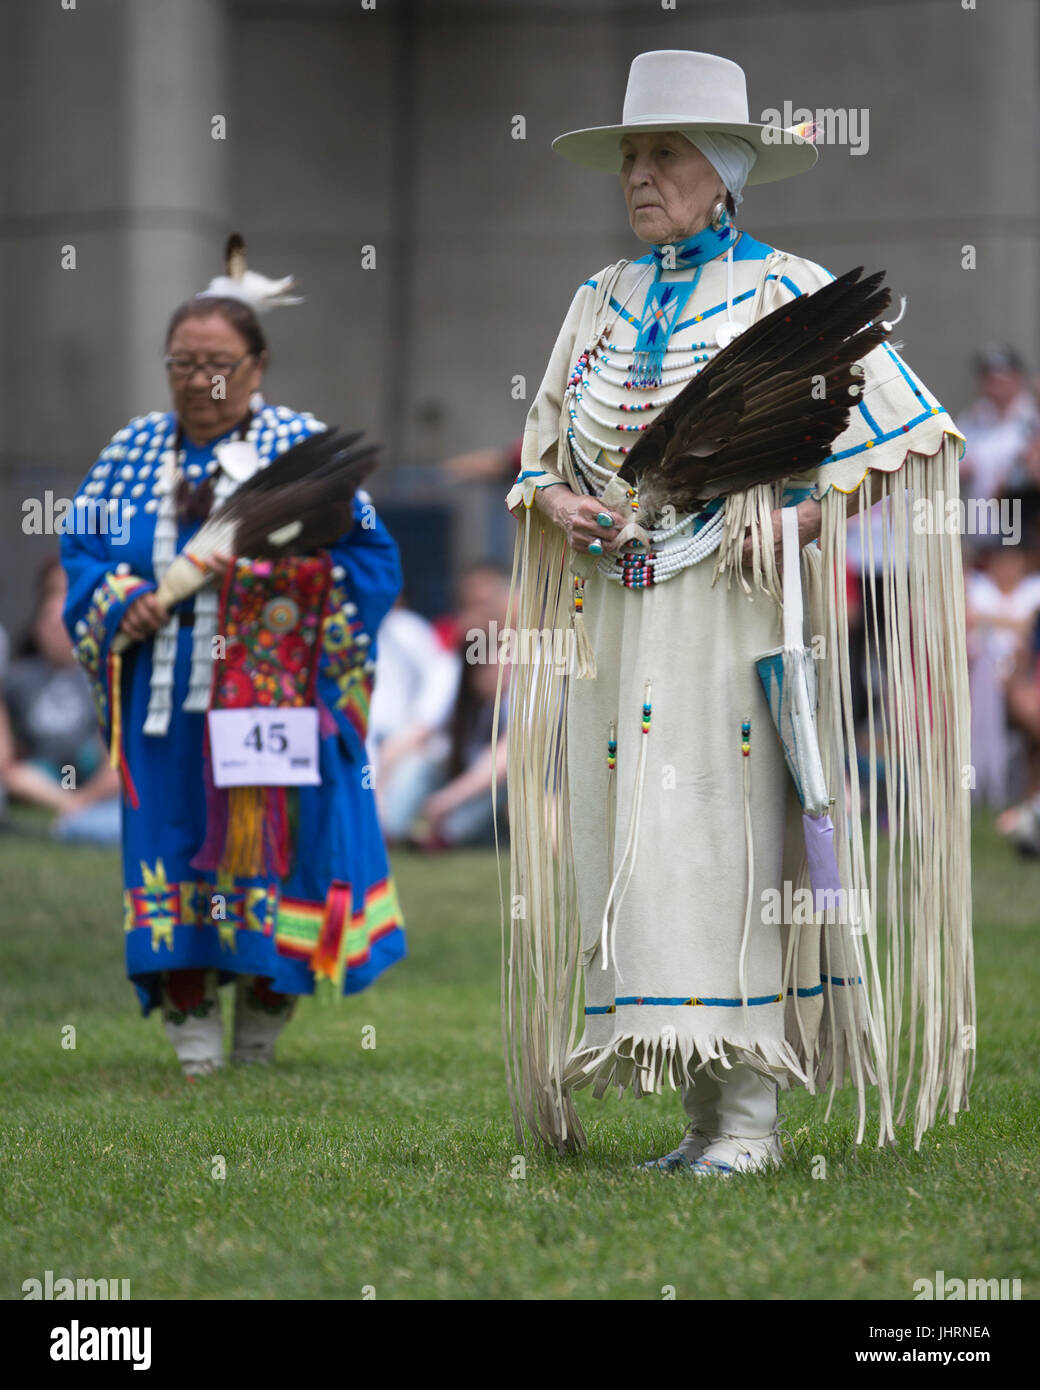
[565,330,725,587]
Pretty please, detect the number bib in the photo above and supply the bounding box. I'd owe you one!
[206,554,334,787]
[208,707,320,787]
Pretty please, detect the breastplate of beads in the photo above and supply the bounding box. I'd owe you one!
[564,319,726,586]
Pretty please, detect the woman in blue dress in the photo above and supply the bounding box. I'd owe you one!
[61,293,406,1076]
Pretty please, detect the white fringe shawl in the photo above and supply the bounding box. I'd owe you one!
[495,434,974,1155]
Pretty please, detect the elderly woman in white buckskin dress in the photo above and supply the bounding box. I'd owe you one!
[501,51,973,1172]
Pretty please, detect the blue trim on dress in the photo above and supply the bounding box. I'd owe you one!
[584,974,860,1013]
[731,232,775,262]
[669,287,758,334]
[822,407,944,464]
[856,398,884,438]
[882,340,935,406]
[669,271,800,335]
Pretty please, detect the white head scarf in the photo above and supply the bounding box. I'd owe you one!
[686,131,758,207]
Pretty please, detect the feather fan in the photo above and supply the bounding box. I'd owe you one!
[112,428,378,651]
[614,266,893,524]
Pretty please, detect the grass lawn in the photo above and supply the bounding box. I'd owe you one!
[1,811,1036,1301]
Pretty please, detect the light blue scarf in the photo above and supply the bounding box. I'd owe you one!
[630,222,738,388]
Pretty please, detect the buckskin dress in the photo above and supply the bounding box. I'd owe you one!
[502,227,974,1153]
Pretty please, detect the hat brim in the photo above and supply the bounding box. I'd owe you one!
[551,121,818,185]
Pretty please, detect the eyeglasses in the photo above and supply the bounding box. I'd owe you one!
[163,354,253,380]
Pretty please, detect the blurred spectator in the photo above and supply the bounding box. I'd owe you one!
[440,440,522,487]
[995,662,1040,857]
[414,646,511,849]
[1002,408,1040,541]
[0,622,10,824]
[959,346,1037,546]
[439,440,523,570]
[434,559,517,650]
[966,540,1040,809]
[367,595,462,841]
[405,561,513,849]
[0,558,121,844]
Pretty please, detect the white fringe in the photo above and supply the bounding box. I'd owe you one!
[597,678,651,977]
[570,1028,810,1101]
[500,433,973,1154]
[494,502,586,1153]
[738,712,755,1035]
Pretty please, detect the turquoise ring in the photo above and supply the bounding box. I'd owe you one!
[588,540,604,556]
[596,512,614,528]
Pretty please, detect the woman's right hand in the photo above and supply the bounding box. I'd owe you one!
[535,485,628,554]
[118,592,170,644]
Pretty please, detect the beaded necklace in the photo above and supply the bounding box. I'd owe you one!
[563,244,741,587]
[628,222,737,387]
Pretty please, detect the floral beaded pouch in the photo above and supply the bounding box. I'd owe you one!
[191,554,333,878]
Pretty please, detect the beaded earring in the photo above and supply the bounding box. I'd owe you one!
[710,199,730,233]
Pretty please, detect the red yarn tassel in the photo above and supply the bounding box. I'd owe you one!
[264,786,291,878]
[311,880,352,984]
[107,651,140,810]
[190,732,230,871]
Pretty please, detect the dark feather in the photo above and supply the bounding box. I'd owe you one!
[208,427,381,558]
[227,427,366,495]
[619,266,893,519]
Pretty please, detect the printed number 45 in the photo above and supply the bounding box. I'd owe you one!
[244,722,287,753]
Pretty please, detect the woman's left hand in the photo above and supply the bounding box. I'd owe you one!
[741,499,823,565]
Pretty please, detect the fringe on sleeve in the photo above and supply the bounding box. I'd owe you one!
[714,434,974,1149]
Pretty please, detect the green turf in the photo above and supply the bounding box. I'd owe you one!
[1,812,1036,1300]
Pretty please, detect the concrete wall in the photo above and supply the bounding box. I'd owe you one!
[2,0,1037,632]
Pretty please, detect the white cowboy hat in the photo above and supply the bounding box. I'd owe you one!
[552,50,817,185]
